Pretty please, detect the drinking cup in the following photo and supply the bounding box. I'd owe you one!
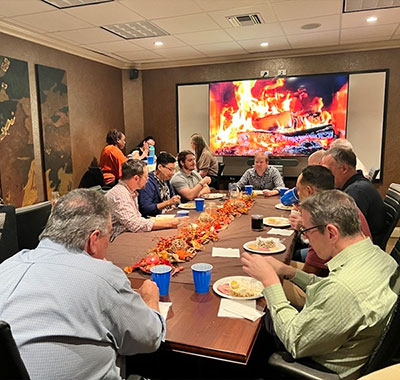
[251,214,264,231]
[177,210,189,217]
[195,198,205,212]
[244,185,253,195]
[228,183,239,199]
[147,156,154,165]
[191,263,213,293]
[280,187,299,206]
[150,265,172,296]
[279,187,289,196]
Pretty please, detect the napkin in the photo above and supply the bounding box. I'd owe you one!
[218,299,265,321]
[212,247,240,258]
[159,302,172,319]
[267,228,294,236]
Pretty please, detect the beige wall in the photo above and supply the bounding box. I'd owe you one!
[1,32,125,193]
[138,49,400,197]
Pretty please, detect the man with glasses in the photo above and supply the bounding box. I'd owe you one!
[106,159,180,241]
[241,190,399,379]
[139,152,181,217]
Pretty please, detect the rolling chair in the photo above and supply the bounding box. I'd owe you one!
[78,166,106,189]
[0,205,19,263]
[214,162,225,190]
[0,321,30,379]
[381,183,400,251]
[368,168,380,182]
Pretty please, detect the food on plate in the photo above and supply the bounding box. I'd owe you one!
[203,193,223,199]
[246,237,282,252]
[264,216,290,226]
[275,203,294,210]
[217,279,263,298]
[180,202,196,209]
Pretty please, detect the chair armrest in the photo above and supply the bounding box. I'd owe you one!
[268,352,340,380]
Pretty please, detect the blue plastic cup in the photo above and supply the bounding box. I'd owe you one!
[191,263,213,293]
[280,187,299,206]
[279,187,289,196]
[177,210,189,217]
[244,185,253,195]
[147,156,154,165]
[150,265,172,296]
[195,198,205,212]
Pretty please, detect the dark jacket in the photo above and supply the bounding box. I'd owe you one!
[138,171,175,217]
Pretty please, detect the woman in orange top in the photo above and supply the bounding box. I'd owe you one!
[99,129,127,186]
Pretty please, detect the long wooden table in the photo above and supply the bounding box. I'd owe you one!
[106,194,296,364]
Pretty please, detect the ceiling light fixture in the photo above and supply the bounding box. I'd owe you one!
[41,0,113,9]
[300,23,322,30]
[154,41,164,47]
[260,42,269,47]
[366,16,378,23]
[102,21,169,40]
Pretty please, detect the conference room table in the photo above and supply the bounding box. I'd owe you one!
[106,194,297,365]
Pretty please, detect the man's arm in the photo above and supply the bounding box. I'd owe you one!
[175,177,211,201]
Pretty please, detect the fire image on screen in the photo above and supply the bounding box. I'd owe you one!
[209,74,348,156]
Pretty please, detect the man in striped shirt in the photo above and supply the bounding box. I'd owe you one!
[242,190,399,379]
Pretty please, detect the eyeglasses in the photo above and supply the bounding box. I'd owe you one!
[162,165,175,173]
[299,224,326,237]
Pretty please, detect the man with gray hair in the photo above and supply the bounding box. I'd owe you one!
[322,147,385,248]
[242,190,398,379]
[106,159,181,241]
[0,189,165,380]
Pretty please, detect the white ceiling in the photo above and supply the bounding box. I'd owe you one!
[1,0,400,69]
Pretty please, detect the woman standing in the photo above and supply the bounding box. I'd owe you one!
[190,133,219,188]
[99,129,127,186]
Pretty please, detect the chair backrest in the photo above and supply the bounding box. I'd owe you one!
[78,166,106,188]
[382,183,400,250]
[368,168,380,182]
[213,162,225,190]
[271,164,284,177]
[0,205,19,264]
[0,321,30,379]
[390,237,400,265]
[16,201,52,250]
[361,295,400,375]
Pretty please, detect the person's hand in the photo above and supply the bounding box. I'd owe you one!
[289,209,302,231]
[169,195,181,206]
[137,279,160,311]
[241,252,280,288]
[201,176,211,186]
[142,141,150,157]
[263,189,278,197]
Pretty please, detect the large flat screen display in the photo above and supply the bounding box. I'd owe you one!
[209,73,348,156]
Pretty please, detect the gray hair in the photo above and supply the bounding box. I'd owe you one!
[330,138,353,151]
[40,189,111,251]
[325,147,356,168]
[121,159,146,180]
[300,190,361,237]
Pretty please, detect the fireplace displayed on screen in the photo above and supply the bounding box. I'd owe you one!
[209,73,348,156]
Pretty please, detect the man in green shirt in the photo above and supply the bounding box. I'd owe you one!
[242,190,399,379]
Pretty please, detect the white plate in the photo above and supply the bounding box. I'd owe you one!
[202,193,224,200]
[213,276,264,300]
[178,202,196,210]
[263,216,290,227]
[253,190,264,196]
[243,240,286,254]
[274,203,293,211]
[150,214,176,220]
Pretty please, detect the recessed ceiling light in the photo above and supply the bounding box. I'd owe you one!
[154,41,164,47]
[102,21,169,40]
[300,23,321,30]
[366,16,378,23]
[260,42,269,47]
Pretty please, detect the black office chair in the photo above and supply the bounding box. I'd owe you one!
[0,205,19,263]
[390,236,400,265]
[381,183,400,251]
[368,168,380,182]
[16,201,52,250]
[0,321,30,379]
[78,166,106,189]
[268,294,400,380]
[212,162,225,190]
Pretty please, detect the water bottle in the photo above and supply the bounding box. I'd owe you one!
[147,145,155,165]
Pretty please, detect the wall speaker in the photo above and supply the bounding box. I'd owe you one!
[129,69,139,80]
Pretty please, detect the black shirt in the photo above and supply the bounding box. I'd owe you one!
[342,170,386,248]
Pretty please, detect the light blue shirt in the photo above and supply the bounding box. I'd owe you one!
[0,239,165,380]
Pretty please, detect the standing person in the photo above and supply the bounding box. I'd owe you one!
[0,189,165,380]
[99,129,127,186]
[190,133,219,188]
[130,136,156,161]
[138,152,181,217]
[170,150,211,203]
[236,152,285,196]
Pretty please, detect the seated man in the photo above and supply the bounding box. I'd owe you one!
[138,152,181,217]
[106,159,181,241]
[170,150,211,203]
[236,152,285,196]
[0,189,165,379]
[307,150,324,165]
[242,190,399,379]
[322,147,386,248]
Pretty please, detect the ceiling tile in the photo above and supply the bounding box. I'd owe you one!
[0,0,54,17]
[129,35,188,49]
[84,39,143,52]
[191,41,246,57]
[156,46,205,59]
[176,29,233,45]
[113,49,164,60]
[340,36,391,45]
[341,24,398,41]
[119,0,203,19]
[8,10,92,32]
[281,15,340,35]
[342,7,400,28]
[287,30,339,48]
[62,2,143,25]
[271,0,342,22]
[225,23,284,41]
[238,36,291,52]
[194,0,267,12]
[52,27,120,44]
[394,26,400,36]
[209,3,278,29]
[152,13,219,34]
